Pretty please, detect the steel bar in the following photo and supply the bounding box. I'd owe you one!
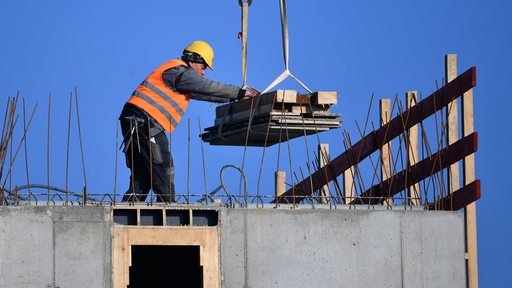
[66,92,72,203]
[187,118,191,204]
[47,93,51,204]
[114,120,118,206]
[198,118,209,203]
[2,99,36,192]
[74,87,87,197]
[22,98,31,203]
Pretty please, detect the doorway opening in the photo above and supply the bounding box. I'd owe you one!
[127,245,203,288]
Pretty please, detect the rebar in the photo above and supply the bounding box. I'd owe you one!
[198,117,209,203]
[74,87,87,195]
[66,92,72,204]
[47,93,51,204]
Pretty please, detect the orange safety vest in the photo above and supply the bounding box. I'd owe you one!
[127,59,191,133]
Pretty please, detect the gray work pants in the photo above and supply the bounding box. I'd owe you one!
[120,103,175,203]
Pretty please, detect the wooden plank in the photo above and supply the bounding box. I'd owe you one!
[202,123,333,147]
[112,226,128,288]
[204,112,341,146]
[214,104,274,126]
[427,180,480,210]
[349,132,478,205]
[215,92,276,118]
[215,90,337,118]
[217,102,333,118]
[210,115,340,133]
[406,91,421,205]
[205,90,340,147]
[380,99,393,205]
[446,54,460,195]
[462,82,478,288]
[204,114,271,132]
[275,171,286,200]
[295,93,312,105]
[446,54,478,287]
[274,67,476,203]
[343,167,355,204]
[465,201,478,287]
[309,91,338,105]
[291,105,332,114]
[217,90,296,118]
[318,144,331,204]
[272,117,341,126]
[275,89,298,103]
[271,111,341,119]
[275,90,337,105]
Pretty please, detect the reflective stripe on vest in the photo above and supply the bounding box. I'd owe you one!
[127,59,191,133]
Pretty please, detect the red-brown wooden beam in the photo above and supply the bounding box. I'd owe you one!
[427,180,481,210]
[275,67,477,204]
[350,132,478,205]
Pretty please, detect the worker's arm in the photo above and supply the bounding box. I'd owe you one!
[163,66,246,103]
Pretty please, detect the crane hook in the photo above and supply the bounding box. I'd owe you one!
[238,0,252,7]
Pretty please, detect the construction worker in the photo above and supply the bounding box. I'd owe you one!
[120,40,258,203]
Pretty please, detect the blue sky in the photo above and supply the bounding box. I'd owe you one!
[1,0,510,286]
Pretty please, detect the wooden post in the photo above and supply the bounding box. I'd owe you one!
[379,99,393,205]
[446,54,478,288]
[406,91,421,205]
[445,54,461,194]
[343,167,355,204]
[275,171,286,201]
[462,72,478,288]
[318,144,331,204]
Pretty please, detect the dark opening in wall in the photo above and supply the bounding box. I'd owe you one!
[112,208,219,226]
[127,245,203,288]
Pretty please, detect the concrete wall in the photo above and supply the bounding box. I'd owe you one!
[0,206,465,288]
[220,207,465,288]
[0,206,112,288]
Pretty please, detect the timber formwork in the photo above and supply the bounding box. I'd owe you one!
[201,90,341,146]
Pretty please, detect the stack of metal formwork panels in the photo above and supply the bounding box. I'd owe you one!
[200,90,342,146]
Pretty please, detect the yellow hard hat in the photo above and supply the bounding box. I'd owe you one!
[183,40,214,70]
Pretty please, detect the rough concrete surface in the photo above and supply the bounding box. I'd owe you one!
[0,205,465,288]
[0,206,112,288]
[219,207,465,288]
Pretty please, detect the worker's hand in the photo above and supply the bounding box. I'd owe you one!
[241,89,259,100]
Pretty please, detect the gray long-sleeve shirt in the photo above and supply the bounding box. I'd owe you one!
[162,64,245,103]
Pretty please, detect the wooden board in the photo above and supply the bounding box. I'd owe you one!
[215,90,338,118]
[204,90,342,147]
[427,180,480,211]
[307,91,338,105]
[202,123,332,146]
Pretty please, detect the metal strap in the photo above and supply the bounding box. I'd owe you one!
[241,1,249,88]
[261,0,312,94]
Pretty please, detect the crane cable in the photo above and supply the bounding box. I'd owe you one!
[239,0,260,95]
[239,0,313,136]
[261,0,312,94]
[240,0,250,89]
[237,0,315,203]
